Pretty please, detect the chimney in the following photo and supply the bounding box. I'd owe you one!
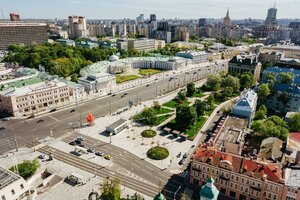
[295,151,300,164]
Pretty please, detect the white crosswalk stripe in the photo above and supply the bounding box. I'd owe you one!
[170,169,183,174]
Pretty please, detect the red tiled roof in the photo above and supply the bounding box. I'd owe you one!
[289,132,300,142]
[193,143,283,183]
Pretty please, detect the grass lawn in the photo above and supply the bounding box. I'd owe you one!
[116,75,139,84]
[139,68,162,76]
[192,92,205,98]
[154,107,173,115]
[154,114,173,125]
[147,146,169,160]
[162,99,189,109]
[141,129,157,138]
[185,116,207,139]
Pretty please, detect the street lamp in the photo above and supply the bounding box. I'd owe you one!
[174,185,182,200]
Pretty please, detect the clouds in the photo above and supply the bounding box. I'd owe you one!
[1,0,299,19]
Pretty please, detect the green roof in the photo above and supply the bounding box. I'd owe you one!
[200,177,219,199]
[154,192,164,200]
[1,77,43,91]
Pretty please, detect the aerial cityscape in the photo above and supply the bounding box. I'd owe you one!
[1,1,300,200]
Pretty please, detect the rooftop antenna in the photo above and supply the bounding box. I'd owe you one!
[273,1,277,8]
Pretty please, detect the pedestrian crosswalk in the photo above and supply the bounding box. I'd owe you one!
[170,169,183,174]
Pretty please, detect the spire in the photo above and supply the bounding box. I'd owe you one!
[273,1,276,8]
[226,8,230,18]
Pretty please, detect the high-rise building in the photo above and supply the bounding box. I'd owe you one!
[265,6,277,26]
[198,18,207,27]
[136,14,144,23]
[150,14,156,22]
[157,21,169,31]
[0,22,48,50]
[68,16,88,39]
[9,13,20,21]
[223,8,232,27]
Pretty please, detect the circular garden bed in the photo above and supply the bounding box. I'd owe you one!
[141,129,157,138]
[147,146,169,160]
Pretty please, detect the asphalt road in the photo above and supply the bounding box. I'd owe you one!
[0,61,227,154]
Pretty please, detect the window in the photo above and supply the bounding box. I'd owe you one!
[236,176,239,181]
[245,187,248,193]
[275,186,278,192]
[230,191,236,198]
[242,178,244,183]
[20,184,24,189]
[273,195,277,200]
[11,189,15,195]
[246,179,250,185]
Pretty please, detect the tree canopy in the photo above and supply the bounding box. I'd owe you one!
[221,75,240,93]
[206,74,222,91]
[186,82,196,97]
[176,105,197,130]
[100,177,121,200]
[289,112,300,132]
[240,73,255,89]
[9,159,40,180]
[258,84,271,104]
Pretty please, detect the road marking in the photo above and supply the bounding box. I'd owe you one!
[170,169,183,174]
[49,115,59,122]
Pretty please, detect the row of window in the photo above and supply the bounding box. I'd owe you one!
[1,184,24,200]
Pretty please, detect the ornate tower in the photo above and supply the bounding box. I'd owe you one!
[223,8,232,27]
[199,177,219,200]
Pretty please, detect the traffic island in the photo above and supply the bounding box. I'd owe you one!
[147,146,169,160]
[141,129,157,138]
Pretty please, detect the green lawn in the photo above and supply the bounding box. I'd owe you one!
[139,69,162,76]
[185,116,207,139]
[192,92,205,98]
[116,75,139,84]
[155,114,173,125]
[162,99,189,109]
[154,107,173,115]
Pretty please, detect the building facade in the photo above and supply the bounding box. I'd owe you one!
[0,22,48,50]
[68,16,88,39]
[0,80,70,117]
[176,50,208,64]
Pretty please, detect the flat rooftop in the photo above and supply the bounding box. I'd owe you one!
[0,165,20,190]
[106,118,128,130]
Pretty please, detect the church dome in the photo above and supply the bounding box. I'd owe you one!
[154,192,165,200]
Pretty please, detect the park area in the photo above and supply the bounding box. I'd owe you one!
[116,75,139,84]
[139,68,162,76]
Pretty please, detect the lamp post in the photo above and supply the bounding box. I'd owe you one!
[174,185,182,200]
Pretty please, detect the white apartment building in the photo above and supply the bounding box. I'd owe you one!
[0,80,70,117]
[0,165,35,200]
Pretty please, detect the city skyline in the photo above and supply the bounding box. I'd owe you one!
[1,0,300,20]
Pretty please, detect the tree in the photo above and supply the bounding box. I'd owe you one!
[254,105,267,120]
[100,177,121,200]
[177,90,186,101]
[223,86,234,97]
[279,72,294,84]
[289,113,300,132]
[139,107,157,125]
[257,84,270,104]
[186,82,196,97]
[277,91,289,104]
[153,101,161,110]
[206,94,215,109]
[221,75,240,92]
[194,100,207,116]
[206,74,222,91]
[240,73,255,89]
[176,105,197,130]
[9,159,40,180]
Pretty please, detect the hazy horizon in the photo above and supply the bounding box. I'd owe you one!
[1,0,300,20]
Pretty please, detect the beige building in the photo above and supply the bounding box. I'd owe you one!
[262,45,300,59]
[117,39,165,52]
[68,16,88,39]
[190,143,285,200]
[0,80,70,117]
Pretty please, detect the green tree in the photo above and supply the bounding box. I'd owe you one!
[176,105,197,130]
[277,91,289,104]
[194,100,207,116]
[153,101,161,110]
[223,86,234,98]
[177,90,186,101]
[258,84,271,104]
[100,177,121,200]
[254,105,267,120]
[240,73,255,89]
[186,82,196,97]
[221,75,240,92]
[289,113,300,132]
[206,74,222,91]
[10,159,40,180]
[206,94,215,109]
[279,72,294,84]
[139,107,157,125]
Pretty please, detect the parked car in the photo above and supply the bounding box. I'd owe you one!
[2,117,10,121]
[38,154,46,159]
[183,153,189,158]
[146,84,150,87]
[75,139,82,144]
[107,92,112,96]
[77,136,84,141]
[95,151,104,156]
[69,141,76,146]
[179,158,186,165]
[77,143,85,147]
[104,155,112,160]
[70,109,76,113]
[87,148,95,153]
[49,108,57,112]
[111,94,116,97]
[36,119,44,123]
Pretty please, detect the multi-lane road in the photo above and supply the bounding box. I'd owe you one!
[0,61,228,198]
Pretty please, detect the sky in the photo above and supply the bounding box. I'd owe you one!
[0,0,299,20]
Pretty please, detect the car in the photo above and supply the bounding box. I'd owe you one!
[77,136,84,141]
[36,119,44,123]
[70,109,76,113]
[95,151,104,156]
[87,148,95,153]
[111,94,116,97]
[2,117,10,121]
[104,155,112,160]
[124,92,128,95]
[78,143,85,147]
[155,78,158,81]
[183,153,189,158]
[146,84,150,87]
[75,139,82,144]
[193,71,197,74]
[49,108,57,112]
[69,141,76,145]
[107,92,112,96]
[38,154,46,159]
[179,158,186,165]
